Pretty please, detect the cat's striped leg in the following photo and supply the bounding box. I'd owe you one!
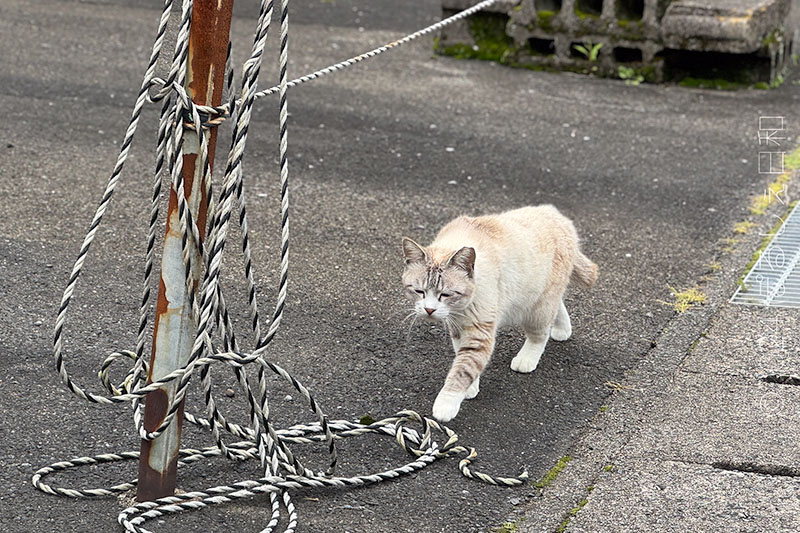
[433,321,496,422]
[449,329,481,400]
[465,375,480,399]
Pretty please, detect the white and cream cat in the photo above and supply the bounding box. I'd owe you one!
[402,205,597,422]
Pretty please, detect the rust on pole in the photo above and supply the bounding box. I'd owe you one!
[137,0,235,502]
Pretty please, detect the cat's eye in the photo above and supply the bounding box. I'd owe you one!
[439,292,452,299]
[414,289,425,296]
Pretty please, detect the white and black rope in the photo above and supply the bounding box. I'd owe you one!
[34,0,526,531]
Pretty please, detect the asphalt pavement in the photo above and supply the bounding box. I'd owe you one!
[1,0,799,531]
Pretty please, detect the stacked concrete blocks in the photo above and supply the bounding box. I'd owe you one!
[439,0,793,85]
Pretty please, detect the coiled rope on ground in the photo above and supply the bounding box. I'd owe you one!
[31,0,528,531]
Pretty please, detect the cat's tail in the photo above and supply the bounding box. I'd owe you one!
[571,251,598,288]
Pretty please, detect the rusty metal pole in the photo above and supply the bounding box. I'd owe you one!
[137,0,235,502]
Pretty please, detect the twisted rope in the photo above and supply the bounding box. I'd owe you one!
[34,0,526,531]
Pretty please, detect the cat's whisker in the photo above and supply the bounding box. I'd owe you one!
[446,316,464,337]
[400,309,417,325]
[388,306,415,320]
[404,314,419,343]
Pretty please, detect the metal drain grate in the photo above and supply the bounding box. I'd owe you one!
[731,202,800,308]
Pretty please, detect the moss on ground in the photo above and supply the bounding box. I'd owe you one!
[533,455,572,490]
[660,286,706,313]
[679,77,746,90]
[491,520,520,533]
[733,221,756,234]
[556,486,594,532]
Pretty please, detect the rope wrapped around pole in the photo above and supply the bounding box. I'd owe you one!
[33,0,528,531]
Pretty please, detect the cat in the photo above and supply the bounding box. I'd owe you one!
[401,205,597,422]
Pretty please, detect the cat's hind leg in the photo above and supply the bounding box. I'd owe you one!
[511,299,559,373]
[550,298,572,341]
[510,332,548,373]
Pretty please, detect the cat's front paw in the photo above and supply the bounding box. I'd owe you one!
[432,390,465,422]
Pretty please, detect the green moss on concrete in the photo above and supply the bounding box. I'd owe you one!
[638,65,658,83]
[491,521,520,533]
[733,221,756,234]
[468,13,515,60]
[556,486,594,532]
[663,286,706,313]
[617,19,643,28]
[754,73,785,90]
[537,10,556,31]
[609,19,647,41]
[786,149,800,169]
[574,6,600,19]
[533,455,572,490]
[439,13,516,63]
[679,77,747,90]
[675,50,782,91]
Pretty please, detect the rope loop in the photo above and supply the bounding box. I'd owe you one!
[35,0,526,531]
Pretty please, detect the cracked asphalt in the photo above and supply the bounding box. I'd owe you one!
[1,0,798,531]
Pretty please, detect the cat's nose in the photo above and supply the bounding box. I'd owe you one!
[424,307,435,315]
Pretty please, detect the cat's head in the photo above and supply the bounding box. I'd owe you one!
[401,237,476,321]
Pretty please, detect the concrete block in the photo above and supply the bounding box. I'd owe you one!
[662,0,791,53]
[440,0,793,83]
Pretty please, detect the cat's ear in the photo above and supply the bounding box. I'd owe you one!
[402,237,427,265]
[448,246,475,276]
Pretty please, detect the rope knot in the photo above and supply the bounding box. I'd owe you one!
[182,105,231,130]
